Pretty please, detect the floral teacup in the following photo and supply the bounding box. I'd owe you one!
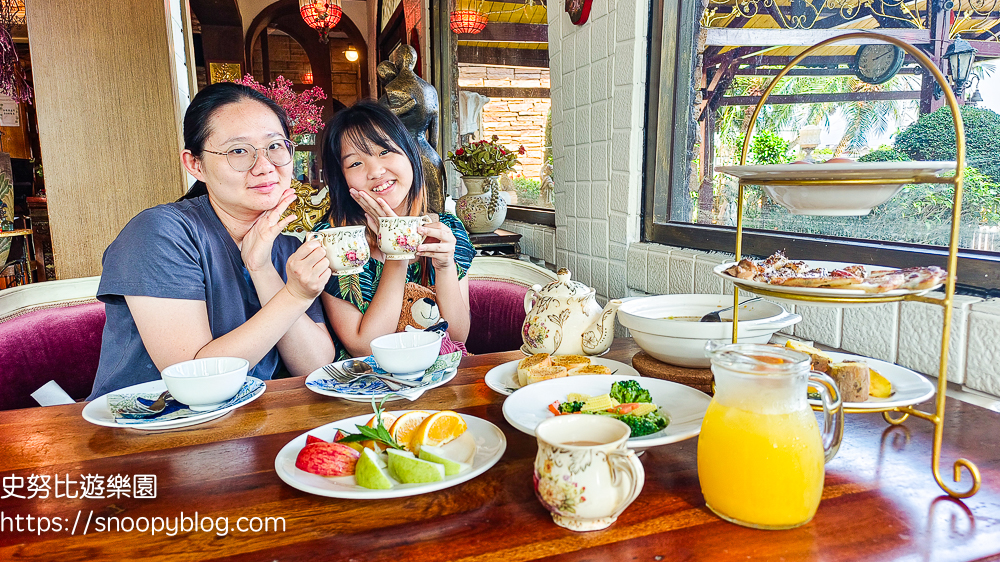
[533,415,645,531]
[306,225,370,275]
[377,215,432,260]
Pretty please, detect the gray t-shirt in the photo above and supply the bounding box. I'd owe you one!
[88,195,324,399]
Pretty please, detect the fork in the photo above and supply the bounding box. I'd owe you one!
[321,364,419,390]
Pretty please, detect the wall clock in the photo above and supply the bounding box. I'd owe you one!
[854,44,905,85]
[566,0,592,25]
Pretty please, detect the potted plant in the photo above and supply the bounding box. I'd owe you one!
[447,135,525,233]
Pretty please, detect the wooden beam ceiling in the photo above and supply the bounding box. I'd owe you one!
[458,22,546,43]
[457,45,549,68]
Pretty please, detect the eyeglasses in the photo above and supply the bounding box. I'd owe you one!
[203,138,296,172]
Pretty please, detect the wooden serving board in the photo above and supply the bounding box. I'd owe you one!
[631,351,714,395]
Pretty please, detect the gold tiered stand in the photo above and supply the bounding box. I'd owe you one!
[725,31,981,499]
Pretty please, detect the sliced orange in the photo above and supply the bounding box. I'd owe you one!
[388,411,432,452]
[409,411,467,453]
[360,412,398,452]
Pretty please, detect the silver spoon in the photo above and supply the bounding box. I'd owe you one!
[700,296,764,322]
[342,359,424,388]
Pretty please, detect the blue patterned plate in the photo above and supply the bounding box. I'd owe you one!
[304,352,460,402]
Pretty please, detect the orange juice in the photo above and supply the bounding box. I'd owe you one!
[697,400,825,529]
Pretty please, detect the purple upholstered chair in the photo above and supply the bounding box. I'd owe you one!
[0,300,106,410]
[466,257,558,355]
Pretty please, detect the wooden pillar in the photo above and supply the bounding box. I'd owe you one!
[24,0,185,279]
[920,1,950,114]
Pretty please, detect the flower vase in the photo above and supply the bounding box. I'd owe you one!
[456,175,507,234]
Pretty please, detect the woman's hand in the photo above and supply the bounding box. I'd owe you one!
[285,239,332,301]
[242,188,297,272]
[350,188,397,233]
[417,220,458,270]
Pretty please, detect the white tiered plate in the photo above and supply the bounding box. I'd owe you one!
[811,352,936,411]
[713,261,943,307]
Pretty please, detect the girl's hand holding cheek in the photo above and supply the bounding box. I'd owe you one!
[242,188,297,272]
[417,221,457,270]
[350,188,398,233]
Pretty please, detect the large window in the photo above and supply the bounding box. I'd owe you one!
[645,1,1000,292]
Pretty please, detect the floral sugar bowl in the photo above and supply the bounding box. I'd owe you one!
[521,268,622,356]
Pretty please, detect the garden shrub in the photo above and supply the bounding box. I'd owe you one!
[894,106,1000,182]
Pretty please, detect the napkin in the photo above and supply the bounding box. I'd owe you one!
[307,350,462,398]
[108,378,264,424]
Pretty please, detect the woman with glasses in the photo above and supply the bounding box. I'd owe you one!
[88,82,335,398]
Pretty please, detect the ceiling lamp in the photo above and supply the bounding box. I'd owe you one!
[299,0,342,43]
[345,44,359,62]
[302,72,314,84]
[450,10,487,34]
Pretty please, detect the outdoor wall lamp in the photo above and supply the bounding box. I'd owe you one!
[944,37,978,94]
[345,44,359,62]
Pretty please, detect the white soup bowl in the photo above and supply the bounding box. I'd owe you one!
[370,331,443,379]
[160,357,249,411]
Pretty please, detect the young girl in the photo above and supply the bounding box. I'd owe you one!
[319,100,473,359]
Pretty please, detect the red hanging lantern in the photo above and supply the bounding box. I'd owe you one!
[299,0,342,43]
[302,72,314,84]
[450,10,487,34]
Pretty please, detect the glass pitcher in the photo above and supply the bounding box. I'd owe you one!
[698,342,843,530]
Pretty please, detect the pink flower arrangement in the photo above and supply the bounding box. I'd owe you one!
[234,75,326,138]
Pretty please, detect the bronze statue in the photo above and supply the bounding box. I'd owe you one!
[377,44,444,213]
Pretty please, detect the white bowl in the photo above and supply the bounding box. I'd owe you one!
[160,357,249,411]
[370,331,443,379]
[617,295,801,368]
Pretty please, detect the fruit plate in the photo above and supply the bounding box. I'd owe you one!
[484,357,641,396]
[274,411,506,499]
[811,352,935,411]
[502,374,711,450]
[713,261,943,307]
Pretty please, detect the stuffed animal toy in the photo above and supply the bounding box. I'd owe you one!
[396,282,441,332]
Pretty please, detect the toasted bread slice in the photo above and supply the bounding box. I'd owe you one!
[517,353,551,387]
[526,365,568,385]
[568,364,613,376]
[785,340,833,374]
[551,355,591,371]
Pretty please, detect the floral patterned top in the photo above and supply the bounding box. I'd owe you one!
[322,211,475,308]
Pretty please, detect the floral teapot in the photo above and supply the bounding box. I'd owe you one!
[521,268,622,356]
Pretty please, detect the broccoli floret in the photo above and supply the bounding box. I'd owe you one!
[558,401,584,413]
[609,380,652,404]
[617,411,668,437]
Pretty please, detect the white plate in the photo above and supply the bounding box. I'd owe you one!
[502,374,711,450]
[484,357,641,396]
[716,161,956,182]
[274,411,507,499]
[82,379,264,431]
[812,352,936,411]
[304,360,457,402]
[716,161,956,216]
[713,261,943,303]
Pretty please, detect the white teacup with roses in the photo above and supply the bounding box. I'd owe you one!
[306,225,370,275]
[377,215,432,260]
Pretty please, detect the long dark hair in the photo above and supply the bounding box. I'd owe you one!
[320,100,425,228]
[178,82,291,200]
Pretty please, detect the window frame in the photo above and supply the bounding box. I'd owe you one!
[642,1,1000,294]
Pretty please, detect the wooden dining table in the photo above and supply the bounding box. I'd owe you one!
[2,339,999,561]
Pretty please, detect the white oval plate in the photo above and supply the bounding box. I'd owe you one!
[714,261,942,305]
[502,374,711,450]
[716,161,956,181]
[304,360,457,402]
[484,357,641,396]
[812,352,936,410]
[82,380,264,431]
[274,411,506,499]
